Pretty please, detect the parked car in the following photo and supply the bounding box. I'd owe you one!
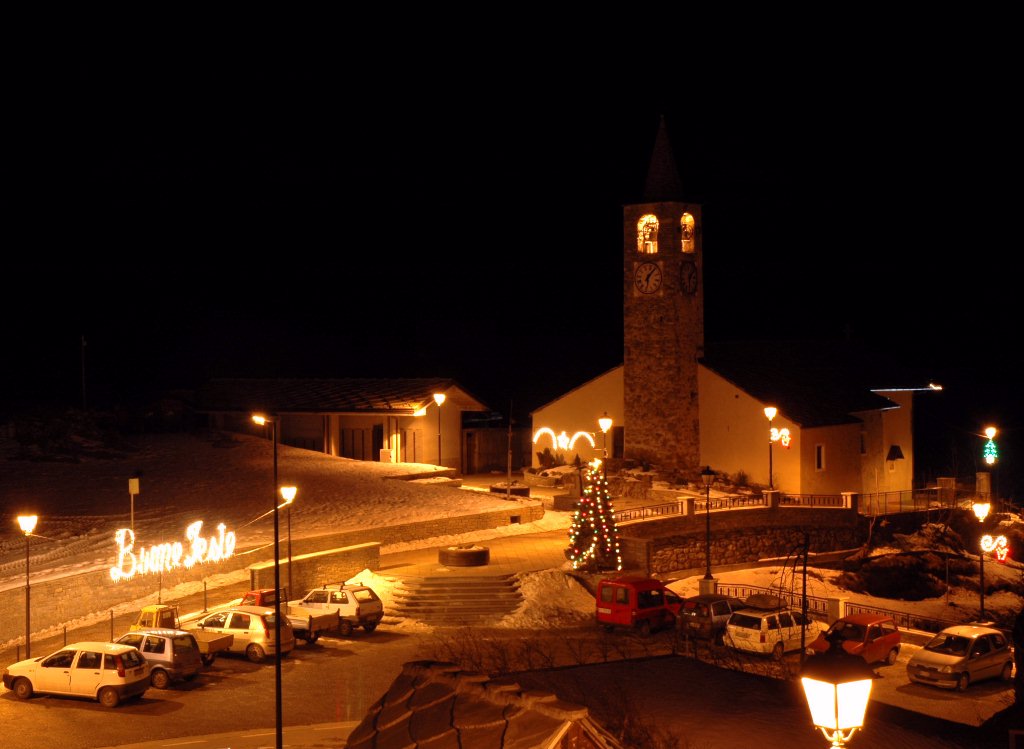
[115,628,203,688]
[2,641,149,708]
[595,576,683,636]
[807,613,902,665]
[291,582,385,636]
[185,606,295,663]
[725,595,826,658]
[906,624,1015,691]
[678,593,746,644]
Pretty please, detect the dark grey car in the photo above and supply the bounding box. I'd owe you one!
[678,594,746,644]
[906,624,1015,691]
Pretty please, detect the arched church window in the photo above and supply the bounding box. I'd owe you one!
[637,214,659,254]
[680,213,696,253]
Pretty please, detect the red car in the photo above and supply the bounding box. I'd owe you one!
[808,613,902,665]
[595,577,683,636]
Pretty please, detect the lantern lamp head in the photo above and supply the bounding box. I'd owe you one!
[280,486,297,503]
[973,502,991,522]
[764,406,777,421]
[984,426,997,440]
[701,466,715,488]
[17,515,38,535]
[252,414,269,426]
[598,413,613,433]
[433,393,446,407]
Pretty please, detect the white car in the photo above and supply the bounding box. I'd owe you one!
[187,606,295,663]
[2,641,150,707]
[291,583,384,636]
[725,601,825,659]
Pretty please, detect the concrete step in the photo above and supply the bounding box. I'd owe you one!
[390,574,524,626]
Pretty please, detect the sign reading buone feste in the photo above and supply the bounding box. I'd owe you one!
[110,520,237,581]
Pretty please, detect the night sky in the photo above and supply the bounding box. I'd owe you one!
[5,49,1020,496]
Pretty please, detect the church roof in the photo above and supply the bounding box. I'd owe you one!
[641,114,685,202]
[192,377,490,415]
[700,340,934,427]
[344,660,624,749]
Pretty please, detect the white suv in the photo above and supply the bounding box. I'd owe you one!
[291,582,384,636]
[725,599,825,659]
[3,641,150,707]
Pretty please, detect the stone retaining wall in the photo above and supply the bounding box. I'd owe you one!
[619,507,865,575]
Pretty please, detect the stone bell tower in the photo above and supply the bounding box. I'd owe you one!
[622,116,704,472]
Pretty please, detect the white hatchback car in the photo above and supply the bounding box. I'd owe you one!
[3,641,150,707]
[187,605,295,663]
[725,601,825,659]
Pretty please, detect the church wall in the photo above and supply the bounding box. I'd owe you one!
[529,367,623,467]
[799,423,862,495]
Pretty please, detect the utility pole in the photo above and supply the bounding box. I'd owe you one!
[81,335,87,411]
[506,401,513,500]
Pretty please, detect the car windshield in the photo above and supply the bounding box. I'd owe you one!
[924,633,970,656]
[830,622,865,641]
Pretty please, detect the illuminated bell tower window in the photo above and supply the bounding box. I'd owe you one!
[680,212,695,253]
[637,214,659,254]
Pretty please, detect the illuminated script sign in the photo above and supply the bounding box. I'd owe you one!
[981,534,1010,564]
[110,521,237,581]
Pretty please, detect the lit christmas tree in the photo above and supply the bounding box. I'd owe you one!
[566,459,622,571]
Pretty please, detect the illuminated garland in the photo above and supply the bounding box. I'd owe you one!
[566,460,622,571]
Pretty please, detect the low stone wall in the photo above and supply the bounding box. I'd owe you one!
[619,507,865,575]
[0,501,544,649]
[249,542,381,592]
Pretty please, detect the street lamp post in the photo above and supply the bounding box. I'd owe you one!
[598,413,612,458]
[973,501,990,619]
[17,515,37,658]
[252,413,284,749]
[701,466,715,580]
[433,393,446,467]
[800,634,878,748]
[280,486,296,597]
[764,406,778,489]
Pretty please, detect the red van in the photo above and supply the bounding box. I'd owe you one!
[595,577,682,636]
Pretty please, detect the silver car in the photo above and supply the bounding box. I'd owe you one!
[188,606,295,663]
[906,624,1015,691]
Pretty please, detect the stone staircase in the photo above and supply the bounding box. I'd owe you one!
[389,575,524,626]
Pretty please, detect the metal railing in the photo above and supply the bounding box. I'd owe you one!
[716,583,963,634]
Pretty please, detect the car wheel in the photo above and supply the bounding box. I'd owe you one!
[602,624,614,633]
[363,622,378,633]
[12,678,33,700]
[246,644,266,663]
[956,673,970,692]
[638,620,652,637]
[771,642,785,660]
[184,673,199,682]
[1001,662,1014,681]
[98,686,120,708]
[885,647,899,666]
[338,620,354,637]
[201,654,216,667]
[713,630,725,646]
[151,669,171,689]
[305,632,319,644]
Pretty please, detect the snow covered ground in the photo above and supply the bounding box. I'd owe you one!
[0,430,1021,652]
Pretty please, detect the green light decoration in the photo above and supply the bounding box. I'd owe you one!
[983,438,997,465]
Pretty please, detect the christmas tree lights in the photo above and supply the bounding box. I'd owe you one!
[566,459,622,571]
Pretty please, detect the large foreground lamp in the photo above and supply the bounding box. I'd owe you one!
[17,514,37,658]
[764,406,778,489]
[252,413,284,749]
[800,635,877,748]
[280,486,297,597]
[973,501,990,618]
[701,466,715,580]
[433,393,446,466]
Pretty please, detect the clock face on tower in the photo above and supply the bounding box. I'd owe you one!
[634,261,663,295]
[680,260,697,294]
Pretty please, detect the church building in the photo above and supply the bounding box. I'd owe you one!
[530,117,938,496]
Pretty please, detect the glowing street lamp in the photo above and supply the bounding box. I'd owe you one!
[252,413,284,749]
[433,393,446,467]
[701,466,715,580]
[17,515,37,658]
[973,501,990,618]
[764,406,778,489]
[598,413,612,458]
[280,486,297,597]
[800,634,877,748]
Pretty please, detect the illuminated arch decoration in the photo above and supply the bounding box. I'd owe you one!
[110,521,237,581]
[637,214,659,254]
[532,428,597,452]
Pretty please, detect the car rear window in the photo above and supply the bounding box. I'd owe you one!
[352,589,378,602]
[121,650,145,668]
[729,613,764,630]
[172,635,198,653]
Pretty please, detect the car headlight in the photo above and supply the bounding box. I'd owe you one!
[939,665,953,674]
